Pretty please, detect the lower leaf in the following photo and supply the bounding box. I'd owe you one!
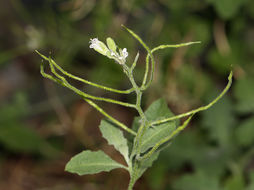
[65,150,126,175]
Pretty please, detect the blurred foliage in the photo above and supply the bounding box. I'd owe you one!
[0,92,43,153]
[0,0,254,189]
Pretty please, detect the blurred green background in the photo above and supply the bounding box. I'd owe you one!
[0,0,254,189]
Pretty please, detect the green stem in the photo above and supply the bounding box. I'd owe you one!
[150,71,233,126]
[36,50,135,94]
[41,64,137,136]
[121,25,155,92]
[122,63,149,160]
[127,175,136,190]
[151,41,201,52]
[44,59,136,108]
[127,161,139,190]
[141,41,201,90]
[130,52,139,72]
[140,115,193,161]
[141,51,152,89]
[122,64,146,118]
[84,99,137,136]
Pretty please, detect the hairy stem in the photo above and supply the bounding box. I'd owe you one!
[43,58,136,108]
[122,63,149,160]
[41,63,137,136]
[121,25,155,92]
[151,71,233,126]
[84,99,137,136]
[127,161,139,190]
[142,41,201,90]
[36,50,135,94]
[140,115,193,161]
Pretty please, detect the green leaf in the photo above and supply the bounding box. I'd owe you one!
[65,150,126,175]
[99,120,129,162]
[145,98,175,121]
[135,151,160,182]
[127,152,160,187]
[235,117,254,146]
[129,99,177,183]
[137,99,177,153]
[106,37,117,52]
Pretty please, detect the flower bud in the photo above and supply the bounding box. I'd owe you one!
[106,37,117,52]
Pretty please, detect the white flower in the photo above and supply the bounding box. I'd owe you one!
[122,48,128,59]
[89,38,102,51]
[110,50,116,56]
[89,37,128,64]
[119,48,128,61]
[89,38,109,56]
[109,47,128,64]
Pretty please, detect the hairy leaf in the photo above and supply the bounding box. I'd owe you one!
[65,150,126,175]
[99,120,129,162]
[138,99,177,153]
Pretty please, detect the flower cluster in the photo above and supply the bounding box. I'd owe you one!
[89,37,128,65]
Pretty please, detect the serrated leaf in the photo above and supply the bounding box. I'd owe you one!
[133,99,177,153]
[99,120,129,162]
[65,150,126,175]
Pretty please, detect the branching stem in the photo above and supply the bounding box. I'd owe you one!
[36,50,135,94]
[37,26,232,190]
[40,63,137,136]
[150,71,233,126]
